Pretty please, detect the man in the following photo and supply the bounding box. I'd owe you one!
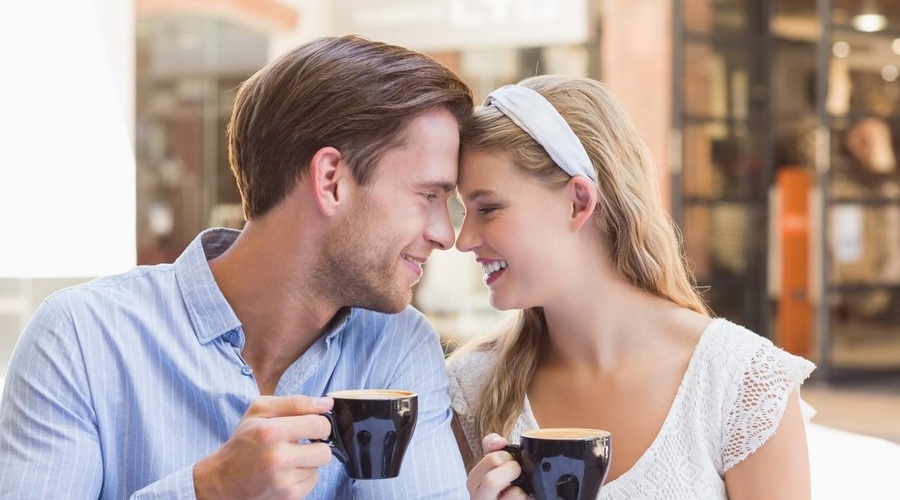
[0,35,473,499]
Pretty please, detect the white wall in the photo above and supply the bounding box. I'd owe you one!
[0,0,135,376]
[268,0,334,60]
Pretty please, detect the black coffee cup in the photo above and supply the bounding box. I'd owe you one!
[503,428,612,500]
[320,389,418,480]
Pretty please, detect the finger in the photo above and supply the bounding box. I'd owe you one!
[289,467,319,499]
[498,484,529,500]
[468,449,517,494]
[481,433,508,454]
[473,461,523,500]
[246,395,333,418]
[275,414,333,442]
[284,441,334,469]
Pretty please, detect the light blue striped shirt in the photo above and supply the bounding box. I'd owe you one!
[0,229,467,499]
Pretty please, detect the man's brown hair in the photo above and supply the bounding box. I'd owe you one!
[227,35,474,220]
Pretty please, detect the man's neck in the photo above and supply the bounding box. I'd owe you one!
[209,222,339,395]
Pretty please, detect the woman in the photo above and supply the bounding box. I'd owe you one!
[447,75,814,499]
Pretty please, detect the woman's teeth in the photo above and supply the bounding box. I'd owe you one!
[480,260,508,275]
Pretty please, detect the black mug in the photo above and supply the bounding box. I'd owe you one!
[320,389,418,480]
[503,428,612,500]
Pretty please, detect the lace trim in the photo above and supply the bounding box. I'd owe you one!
[722,343,815,471]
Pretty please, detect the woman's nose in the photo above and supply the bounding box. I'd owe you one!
[455,218,479,253]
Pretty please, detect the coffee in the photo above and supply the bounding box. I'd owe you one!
[319,389,418,480]
[504,427,612,500]
[524,428,609,440]
[329,389,414,400]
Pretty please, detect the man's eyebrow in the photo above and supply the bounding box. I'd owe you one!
[415,181,455,193]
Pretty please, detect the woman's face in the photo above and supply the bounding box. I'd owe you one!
[456,148,575,310]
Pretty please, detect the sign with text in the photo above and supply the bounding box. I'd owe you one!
[333,0,589,52]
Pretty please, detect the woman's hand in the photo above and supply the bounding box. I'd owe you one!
[467,433,528,500]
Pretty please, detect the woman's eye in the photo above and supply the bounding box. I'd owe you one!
[477,206,498,215]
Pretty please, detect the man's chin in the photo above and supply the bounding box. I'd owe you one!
[354,289,412,314]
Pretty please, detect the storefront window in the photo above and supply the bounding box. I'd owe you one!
[135,15,265,264]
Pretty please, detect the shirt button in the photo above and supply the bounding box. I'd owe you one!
[241,365,253,376]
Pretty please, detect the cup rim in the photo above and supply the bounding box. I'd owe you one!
[522,428,612,440]
[327,389,418,399]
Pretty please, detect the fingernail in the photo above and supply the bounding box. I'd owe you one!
[313,397,332,409]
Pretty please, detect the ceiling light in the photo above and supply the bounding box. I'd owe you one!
[852,0,887,32]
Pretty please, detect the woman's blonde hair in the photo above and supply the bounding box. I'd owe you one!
[449,75,709,441]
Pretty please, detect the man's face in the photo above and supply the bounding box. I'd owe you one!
[319,108,460,313]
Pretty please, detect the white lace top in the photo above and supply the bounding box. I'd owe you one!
[447,318,816,499]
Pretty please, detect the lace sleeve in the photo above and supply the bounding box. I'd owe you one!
[446,350,496,471]
[722,342,815,471]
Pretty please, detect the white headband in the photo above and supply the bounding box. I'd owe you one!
[485,84,596,182]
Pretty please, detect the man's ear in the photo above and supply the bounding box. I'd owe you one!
[309,147,350,216]
[567,176,598,231]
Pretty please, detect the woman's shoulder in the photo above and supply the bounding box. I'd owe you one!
[701,318,771,352]
[669,318,815,472]
[699,319,816,470]
[446,347,498,385]
[692,318,816,420]
[446,345,499,416]
[699,318,815,379]
[680,318,815,423]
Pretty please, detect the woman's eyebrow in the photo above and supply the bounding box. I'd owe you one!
[463,189,496,202]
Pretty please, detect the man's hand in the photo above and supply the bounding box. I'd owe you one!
[193,395,335,500]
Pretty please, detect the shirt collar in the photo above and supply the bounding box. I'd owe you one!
[175,228,243,345]
[175,228,359,346]
[323,307,354,345]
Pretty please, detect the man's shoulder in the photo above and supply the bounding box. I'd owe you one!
[39,264,180,333]
[49,264,176,305]
[347,306,434,336]
[337,307,442,360]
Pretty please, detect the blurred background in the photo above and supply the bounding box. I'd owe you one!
[2,0,900,443]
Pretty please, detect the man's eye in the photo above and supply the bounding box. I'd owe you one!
[421,193,437,202]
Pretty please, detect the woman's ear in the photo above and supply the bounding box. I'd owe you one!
[309,146,349,217]
[567,176,598,231]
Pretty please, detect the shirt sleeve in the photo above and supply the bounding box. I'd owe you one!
[0,300,103,499]
[0,300,200,500]
[721,339,816,471]
[129,466,196,499]
[350,312,468,499]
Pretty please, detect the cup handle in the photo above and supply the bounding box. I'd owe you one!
[313,410,349,463]
[501,444,532,495]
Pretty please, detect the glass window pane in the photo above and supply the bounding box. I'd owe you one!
[683,42,759,120]
[683,0,751,34]
[135,17,263,265]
